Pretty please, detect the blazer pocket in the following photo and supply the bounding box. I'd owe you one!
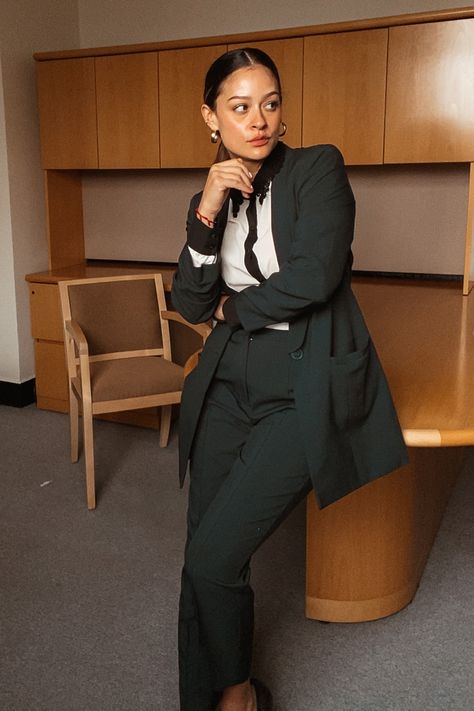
[330,338,374,430]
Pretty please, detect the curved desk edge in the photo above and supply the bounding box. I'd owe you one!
[404,428,474,446]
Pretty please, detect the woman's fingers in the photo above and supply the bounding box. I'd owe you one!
[199,159,254,217]
[211,161,253,192]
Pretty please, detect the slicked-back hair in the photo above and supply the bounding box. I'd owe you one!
[203,47,282,110]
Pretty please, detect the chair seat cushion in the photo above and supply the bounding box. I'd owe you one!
[89,356,184,402]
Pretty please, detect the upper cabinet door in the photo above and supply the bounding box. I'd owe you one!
[159,45,227,168]
[228,39,303,148]
[36,58,98,169]
[303,30,388,165]
[95,53,160,168]
[385,19,474,163]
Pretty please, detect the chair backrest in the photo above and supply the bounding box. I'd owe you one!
[59,274,170,359]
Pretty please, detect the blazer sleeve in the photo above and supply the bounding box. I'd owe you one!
[222,145,356,332]
[171,193,224,324]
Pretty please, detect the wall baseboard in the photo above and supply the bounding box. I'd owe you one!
[352,270,463,282]
[0,379,36,407]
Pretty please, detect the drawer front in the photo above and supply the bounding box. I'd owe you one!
[29,283,64,341]
[34,340,68,403]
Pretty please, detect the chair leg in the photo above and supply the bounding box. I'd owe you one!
[82,401,96,510]
[69,388,79,463]
[159,405,172,447]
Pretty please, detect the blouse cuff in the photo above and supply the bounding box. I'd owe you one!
[187,246,218,267]
[187,214,220,255]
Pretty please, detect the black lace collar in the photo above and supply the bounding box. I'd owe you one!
[230,140,286,218]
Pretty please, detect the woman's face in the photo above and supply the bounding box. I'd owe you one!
[203,64,282,168]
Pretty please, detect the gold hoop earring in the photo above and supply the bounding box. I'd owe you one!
[210,129,220,144]
[279,122,287,137]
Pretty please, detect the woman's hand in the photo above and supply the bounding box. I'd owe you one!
[214,294,229,321]
[198,158,253,221]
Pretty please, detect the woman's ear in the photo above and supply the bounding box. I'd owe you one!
[201,104,218,131]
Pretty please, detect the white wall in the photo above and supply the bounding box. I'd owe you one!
[0,0,80,384]
[78,0,471,46]
[0,56,20,382]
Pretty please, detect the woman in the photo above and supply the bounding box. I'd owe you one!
[171,48,408,711]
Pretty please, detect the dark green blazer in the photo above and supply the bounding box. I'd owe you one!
[171,143,408,508]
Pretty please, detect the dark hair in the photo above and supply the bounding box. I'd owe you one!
[203,47,282,109]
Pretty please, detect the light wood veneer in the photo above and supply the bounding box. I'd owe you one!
[303,29,387,164]
[385,18,474,163]
[159,45,226,168]
[36,58,98,169]
[96,53,160,168]
[305,277,472,622]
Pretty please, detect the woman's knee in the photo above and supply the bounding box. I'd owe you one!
[184,541,219,586]
[184,539,246,588]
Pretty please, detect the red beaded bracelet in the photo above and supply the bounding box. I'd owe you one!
[195,208,216,228]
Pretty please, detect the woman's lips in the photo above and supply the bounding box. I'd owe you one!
[249,137,269,146]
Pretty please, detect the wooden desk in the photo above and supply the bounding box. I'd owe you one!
[306,278,471,622]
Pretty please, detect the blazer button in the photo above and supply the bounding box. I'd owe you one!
[290,349,304,360]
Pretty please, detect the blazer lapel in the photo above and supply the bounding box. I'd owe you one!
[270,159,294,265]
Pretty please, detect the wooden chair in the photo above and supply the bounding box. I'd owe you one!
[59,274,210,510]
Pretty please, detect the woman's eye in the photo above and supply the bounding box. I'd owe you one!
[233,104,248,113]
[265,100,280,111]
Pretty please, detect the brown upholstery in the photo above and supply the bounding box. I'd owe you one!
[90,357,183,401]
[68,280,163,354]
[59,274,209,510]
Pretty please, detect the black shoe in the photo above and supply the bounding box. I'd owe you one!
[250,678,273,711]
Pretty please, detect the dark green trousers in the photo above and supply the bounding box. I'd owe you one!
[178,328,312,710]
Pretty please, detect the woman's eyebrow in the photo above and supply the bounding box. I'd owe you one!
[227,91,280,102]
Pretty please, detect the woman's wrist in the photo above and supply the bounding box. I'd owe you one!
[195,208,216,229]
[197,199,220,222]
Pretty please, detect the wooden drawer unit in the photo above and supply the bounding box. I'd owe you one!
[29,282,68,412]
[34,340,69,412]
[29,283,64,341]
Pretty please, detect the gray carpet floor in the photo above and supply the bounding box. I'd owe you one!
[0,404,473,711]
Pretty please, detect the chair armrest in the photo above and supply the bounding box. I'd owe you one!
[183,350,202,378]
[65,319,89,356]
[161,310,212,341]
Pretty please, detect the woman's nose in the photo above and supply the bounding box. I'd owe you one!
[251,107,267,128]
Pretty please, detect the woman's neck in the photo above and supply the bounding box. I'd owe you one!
[244,159,262,177]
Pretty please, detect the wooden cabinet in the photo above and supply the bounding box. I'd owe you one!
[29,282,64,341]
[29,283,69,411]
[385,19,474,163]
[35,14,474,170]
[95,53,160,168]
[303,29,388,165]
[37,54,161,169]
[228,39,303,148]
[158,45,227,168]
[36,58,98,169]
